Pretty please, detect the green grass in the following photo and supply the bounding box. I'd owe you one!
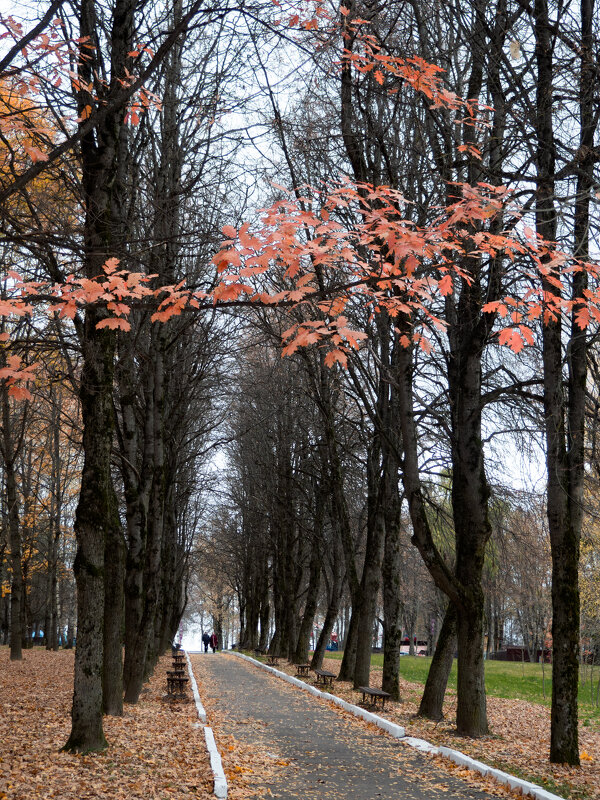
[324,651,600,723]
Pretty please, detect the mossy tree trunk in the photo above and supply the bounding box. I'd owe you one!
[63,0,135,753]
[533,0,595,765]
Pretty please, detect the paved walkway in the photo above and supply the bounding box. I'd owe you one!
[192,654,499,800]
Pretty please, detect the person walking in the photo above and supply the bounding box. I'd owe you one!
[202,631,210,653]
[209,632,218,653]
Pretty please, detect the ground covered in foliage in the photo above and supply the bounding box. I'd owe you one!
[2,648,599,800]
[0,648,212,799]
[264,655,600,800]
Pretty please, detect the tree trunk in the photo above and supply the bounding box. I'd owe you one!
[353,496,385,689]
[63,309,116,752]
[47,406,61,652]
[63,0,135,753]
[311,545,342,671]
[6,456,23,662]
[311,596,340,671]
[533,0,594,765]
[0,355,27,663]
[338,606,359,681]
[381,548,402,700]
[419,603,456,720]
[120,342,151,700]
[294,534,321,664]
[455,599,487,734]
[381,497,402,699]
[103,485,125,716]
[258,569,270,651]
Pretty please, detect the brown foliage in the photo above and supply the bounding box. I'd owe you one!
[0,649,212,799]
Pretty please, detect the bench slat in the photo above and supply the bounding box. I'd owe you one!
[359,686,391,709]
[313,669,335,687]
[358,687,390,698]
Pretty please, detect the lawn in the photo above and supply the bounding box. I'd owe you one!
[324,651,600,723]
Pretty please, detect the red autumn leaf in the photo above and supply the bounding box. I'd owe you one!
[438,273,453,296]
[8,384,32,400]
[324,348,348,368]
[575,306,590,329]
[498,326,525,353]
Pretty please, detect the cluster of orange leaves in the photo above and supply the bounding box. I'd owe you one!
[2,174,599,395]
[212,178,600,364]
[2,1,600,390]
[0,12,161,167]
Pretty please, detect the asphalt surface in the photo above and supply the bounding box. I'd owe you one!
[192,653,500,800]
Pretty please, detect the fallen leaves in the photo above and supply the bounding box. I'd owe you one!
[0,648,213,799]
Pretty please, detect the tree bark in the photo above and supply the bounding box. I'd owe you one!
[382,514,403,699]
[294,532,322,664]
[533,0,595,765]
[311,573,342,671]
[63,0,135,752]
[2,385,24,662]
[103,485,125,716]
[338,606,359,682]
[418,603,457,720]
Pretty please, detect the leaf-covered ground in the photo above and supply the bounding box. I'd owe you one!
[2,648,599,800]
[264,655,600,800]
[0,648,213,799]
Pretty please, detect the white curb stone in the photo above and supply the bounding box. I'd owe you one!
[402,736,440,754]
[186,651,207,723]
[437,745,565,799]
[230,650,568,800]
[204,726,228,798]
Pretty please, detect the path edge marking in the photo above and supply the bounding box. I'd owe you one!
[186,651,208,722]
[204,726,228,799]
[229,651,566,800]
[186,652,227,798]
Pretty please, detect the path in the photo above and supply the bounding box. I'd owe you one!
[191,653,501,800]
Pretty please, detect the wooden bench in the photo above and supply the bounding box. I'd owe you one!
[314,669,335,688]
[167,675,189,696]
[167,669,185,678]
[172,653,185,663]
[295,664,311,677]
[359,686,391,710]
[266,655,280,667]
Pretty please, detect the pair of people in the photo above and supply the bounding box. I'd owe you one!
[202,631,218,653]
